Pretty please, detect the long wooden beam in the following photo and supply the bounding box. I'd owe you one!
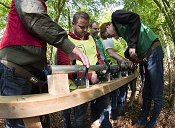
[0,71,139,119]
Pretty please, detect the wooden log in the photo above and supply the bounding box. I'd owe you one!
[0,71,139,119]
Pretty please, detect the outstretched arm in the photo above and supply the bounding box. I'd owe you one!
[106,48,125,64]
[14,0,89,67]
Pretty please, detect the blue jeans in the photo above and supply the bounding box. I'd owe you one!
[91,95,111,128]
[136,46,164,128]
[110,84,128,120]
[0,63,32,128]
[63,103,88,128]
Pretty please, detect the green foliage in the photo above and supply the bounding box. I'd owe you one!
[124,0,161,32]
[1,0,174,62]
[47,0,120,29]
[0,0,10,29]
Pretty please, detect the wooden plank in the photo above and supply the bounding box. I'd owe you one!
[0,71,139,119]
[23,117,42,128]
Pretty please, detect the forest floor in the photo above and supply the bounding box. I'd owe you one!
[0,74,175,128]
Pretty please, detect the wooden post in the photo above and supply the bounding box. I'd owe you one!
[22,73,69,128]
[47,73,70,95]
[23,117,42,128]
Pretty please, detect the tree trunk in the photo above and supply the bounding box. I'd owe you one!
[153,0,175,47]
[172,57,175,110]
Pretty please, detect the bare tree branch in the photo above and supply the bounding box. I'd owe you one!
[72,0,81,9]
[163,0,170,7]
[0,2,10,9]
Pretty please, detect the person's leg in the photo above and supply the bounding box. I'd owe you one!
[101,110,112,128]
[91,95,111,127]
[146,46,164,128]
[0,63,32,128]
[63,108,72,128]
[91,99,100,122]
[135,64,152,126]
[129,78,137,107]
[136,46,164,128]
[91,95,110,121]
[74,103,88,128]
[117,84,128,116]
[110,89,119,120]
